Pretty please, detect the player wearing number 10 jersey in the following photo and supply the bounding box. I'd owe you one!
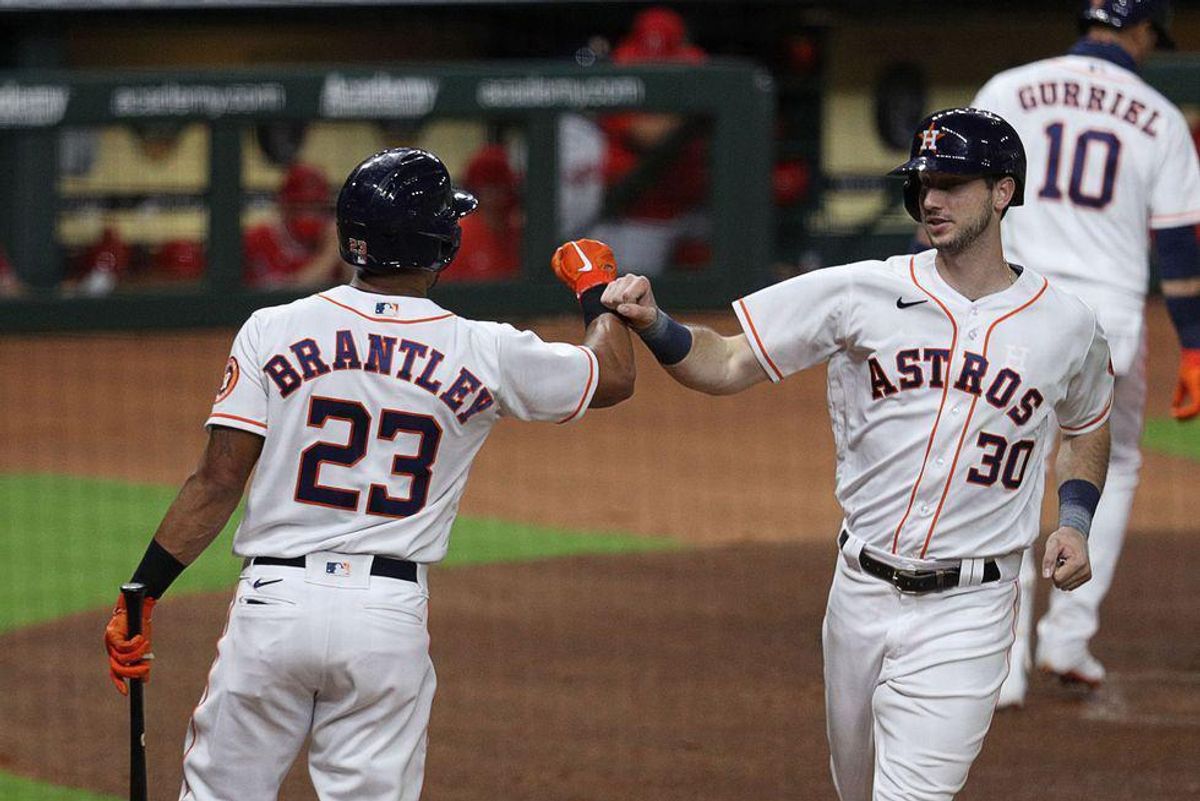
[971,0,1200,706]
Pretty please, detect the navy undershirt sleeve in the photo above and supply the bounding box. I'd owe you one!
[1156,225,1200,349]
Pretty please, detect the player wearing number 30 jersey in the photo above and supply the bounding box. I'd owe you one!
[101,148,635,801]
[596,108,1114,800]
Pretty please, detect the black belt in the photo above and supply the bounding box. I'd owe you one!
[838,531,999,594]
[252,555,418,583]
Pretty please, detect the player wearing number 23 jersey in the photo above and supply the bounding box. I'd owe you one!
[208,286,599,562]
[102,148,635,801]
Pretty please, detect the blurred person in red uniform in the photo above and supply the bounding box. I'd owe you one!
[155,239,206,282]
[0,247,24,298]
[243,163,344,289]
[65,226,130,297]
[445,144,521,283]
[592,6,710,275]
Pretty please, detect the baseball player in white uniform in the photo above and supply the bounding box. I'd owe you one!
[971,0,1200,706]
[596,108,1114,800]
[103,148,636,801]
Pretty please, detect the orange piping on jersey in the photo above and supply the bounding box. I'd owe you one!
[737,299,784,382]
[318,293,455,324]
[209,412,267,430]
[1150,209,1200,225]
[1060,392,1113,433]
[180,593,238,797]
[919,276,1050,558]
[997,582,1021,710]
[891,256,959,554]
[558,346,596,424]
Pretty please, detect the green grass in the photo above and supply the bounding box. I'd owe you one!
[0,471,675,799]
[0,473,675,634]
[0,474,242,633]
[0,773,121,801]
[1142,416,1200,462]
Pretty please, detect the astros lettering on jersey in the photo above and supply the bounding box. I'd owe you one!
[208,284,598,563]
[733,250,1114,559]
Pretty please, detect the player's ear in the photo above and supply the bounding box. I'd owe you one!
[993,176,1016,215]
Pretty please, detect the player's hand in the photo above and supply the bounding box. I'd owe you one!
[104,595,156,695]
[1170,348,1200,420]
[601,274,659,332]
[1042,527,1092,591]
[551,239,617,297]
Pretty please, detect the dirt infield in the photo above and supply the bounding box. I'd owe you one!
[1,302,1196,543]
[0,300,1197,798]
[2,534,1197,800]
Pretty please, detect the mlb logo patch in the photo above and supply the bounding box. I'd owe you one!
[375,302,401,317]
[326,561,352,576]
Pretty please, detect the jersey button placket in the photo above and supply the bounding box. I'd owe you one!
[918,302,969,555]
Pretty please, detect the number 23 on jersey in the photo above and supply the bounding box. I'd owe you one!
[295,396,442,518]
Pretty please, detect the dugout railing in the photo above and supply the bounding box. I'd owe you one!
[0,61,774,332]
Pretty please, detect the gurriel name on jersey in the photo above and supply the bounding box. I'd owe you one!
[261,330,496,424]
[1014,79,1161,138]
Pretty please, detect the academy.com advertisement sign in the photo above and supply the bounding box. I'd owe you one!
[476,76,645,109]
[0,65,735,127]
[109,82,288,117]
[0,81,70,127]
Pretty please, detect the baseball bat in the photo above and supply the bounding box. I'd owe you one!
[120,582,149,801]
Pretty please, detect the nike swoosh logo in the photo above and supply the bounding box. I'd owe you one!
[896,297,928,309]
[570,241,593,272]
[252,578,283,589]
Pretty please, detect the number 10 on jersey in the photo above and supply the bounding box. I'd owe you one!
[1038,123,1121,209]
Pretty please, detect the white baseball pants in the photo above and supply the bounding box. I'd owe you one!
[179,555,436,801]
[1008,333,1145,677]
[823,543,1019,801]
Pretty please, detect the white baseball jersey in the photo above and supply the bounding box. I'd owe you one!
[734,250,1113,559]
[973,54,1200,372]
[206,283,598,563]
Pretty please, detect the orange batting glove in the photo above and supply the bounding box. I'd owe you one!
[104,595,156,696]
[1172,349,1200,420]
[551,239,618,297]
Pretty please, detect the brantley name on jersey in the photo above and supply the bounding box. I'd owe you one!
[1012,79,1162,138]
[261,330,496,424]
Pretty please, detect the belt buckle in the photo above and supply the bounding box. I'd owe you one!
[892,567,954,594]
[890,568,924,594]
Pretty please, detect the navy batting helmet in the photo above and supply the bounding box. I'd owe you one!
[888,108,1027,223]
[1080,0,1174,50]
[336,148,478,273]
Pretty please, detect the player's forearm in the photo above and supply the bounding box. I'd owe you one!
[666,326,760,396]
[148,426,262,568]
[1056,421,1111,491]
[151,472,247,565]
[585,313,636,408]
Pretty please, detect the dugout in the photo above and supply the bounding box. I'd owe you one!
[0,61,773,331]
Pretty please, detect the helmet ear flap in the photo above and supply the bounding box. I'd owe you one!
[439,226,463,270]
[903,177,922,223]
